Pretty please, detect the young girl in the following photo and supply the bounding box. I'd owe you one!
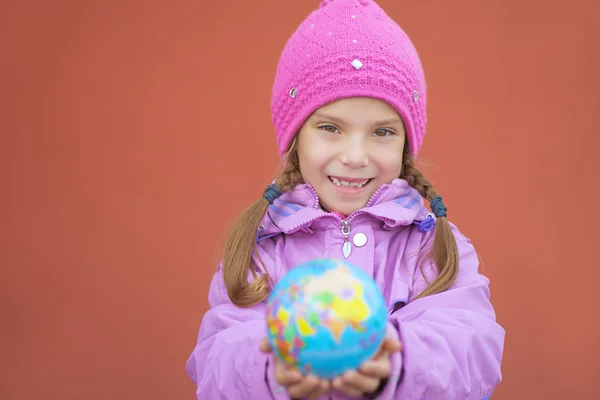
[185,0,505,399]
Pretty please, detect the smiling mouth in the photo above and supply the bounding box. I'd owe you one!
[328,176,372,188]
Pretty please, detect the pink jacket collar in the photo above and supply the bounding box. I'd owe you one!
[258,179,433,238]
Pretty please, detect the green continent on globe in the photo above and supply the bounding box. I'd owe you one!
[312,291,335,306]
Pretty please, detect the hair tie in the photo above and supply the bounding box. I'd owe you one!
[430,195,447,218]
[263,184,282,204]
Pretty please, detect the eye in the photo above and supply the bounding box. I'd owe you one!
[373,128,394,137]
[319,125,340,134]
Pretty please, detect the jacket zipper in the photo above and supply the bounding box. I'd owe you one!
[341,219,351,258]
[285,182,394,258]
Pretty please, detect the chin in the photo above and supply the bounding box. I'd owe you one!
[326,200,368,217]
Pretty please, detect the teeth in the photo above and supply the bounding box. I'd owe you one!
[330,177,369,188]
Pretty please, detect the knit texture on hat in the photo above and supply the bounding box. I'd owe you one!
[271,0,427,157]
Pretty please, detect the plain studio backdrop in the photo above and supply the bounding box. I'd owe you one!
[1,1,599,399]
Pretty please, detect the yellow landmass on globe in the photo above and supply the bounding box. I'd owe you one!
[278,307,290,325]
[296,316,316,336]
[330,283,368,318]
[301,263,371,341]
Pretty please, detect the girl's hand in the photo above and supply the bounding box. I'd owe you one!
[332,337,402,398]
[259,338,331,400]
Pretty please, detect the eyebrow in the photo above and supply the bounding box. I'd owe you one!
[312,112,403,127]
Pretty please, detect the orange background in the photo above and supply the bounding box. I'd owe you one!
[1,1,599,399]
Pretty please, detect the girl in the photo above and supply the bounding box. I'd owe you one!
[185,0,505,399]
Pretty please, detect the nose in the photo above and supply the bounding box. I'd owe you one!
[339,136,369,168]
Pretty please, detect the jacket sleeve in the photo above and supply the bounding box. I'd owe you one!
[185,241,293,400]
[379,224,505,400]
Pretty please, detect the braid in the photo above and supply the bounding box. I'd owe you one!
[275,138,304,192]
[221,138,305,307]
[276,142,304,191]
[400,144,460,299]
[400,151,437,201]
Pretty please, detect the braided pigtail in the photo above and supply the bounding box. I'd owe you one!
[401,147,459,299]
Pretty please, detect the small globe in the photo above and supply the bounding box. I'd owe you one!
[265,258,388,379]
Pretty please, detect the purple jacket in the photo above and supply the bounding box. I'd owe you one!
[185,179,504,399]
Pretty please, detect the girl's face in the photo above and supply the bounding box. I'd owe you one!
[296,97,406,216]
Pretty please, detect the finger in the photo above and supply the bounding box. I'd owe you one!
[370,338,398,360]
[287,375,321,399]
[274,362,303,386]
[381,337,402,353]
[307,380,331,400]
[259,338,272,353]
[368,347,389,365]
[332,376,364,398]
[371,339,401,360]
[359,355,392,379]
[341,370,380,394]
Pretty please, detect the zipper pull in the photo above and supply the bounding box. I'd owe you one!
[341,220,351,258]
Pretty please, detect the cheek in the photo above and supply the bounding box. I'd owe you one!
[374,149,403,176]
[299,148,331,176]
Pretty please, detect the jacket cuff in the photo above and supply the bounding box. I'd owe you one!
[266,355,292,400]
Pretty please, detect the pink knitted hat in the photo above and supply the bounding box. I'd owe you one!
[271,0,427,157]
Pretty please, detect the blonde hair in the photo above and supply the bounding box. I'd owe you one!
[221,141,459,307]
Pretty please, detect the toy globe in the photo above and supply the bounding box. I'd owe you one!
[265,258,388,379]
